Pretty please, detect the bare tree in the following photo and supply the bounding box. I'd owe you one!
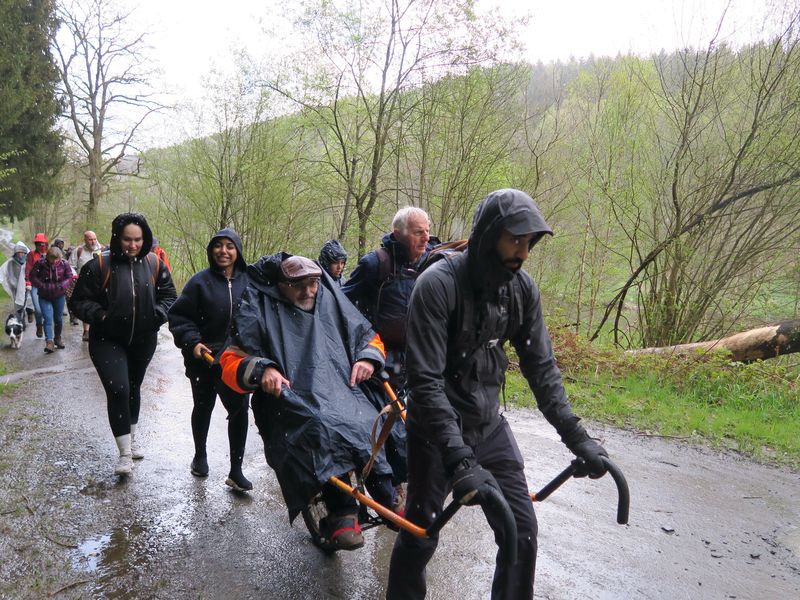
[264,0,521,254]
[589,13,800,345]
[54,0,163,224]
[147,65,320,282]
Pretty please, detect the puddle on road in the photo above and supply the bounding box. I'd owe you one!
[71,499,196,595]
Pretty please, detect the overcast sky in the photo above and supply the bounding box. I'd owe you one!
[126,0,781,145]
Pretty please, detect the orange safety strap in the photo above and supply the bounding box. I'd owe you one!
[219,346,250,394]
[369,333,386,357]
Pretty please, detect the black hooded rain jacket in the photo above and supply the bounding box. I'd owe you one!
[405,189,588,460]
[168,228,249,374]
[69,213,177,345]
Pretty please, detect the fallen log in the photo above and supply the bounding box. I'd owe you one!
[629,320,800,362]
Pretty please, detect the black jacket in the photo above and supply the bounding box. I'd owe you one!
[343,232,438,348]
[405,189,588,462]
[69,213,177,345]
[168,228,248,371]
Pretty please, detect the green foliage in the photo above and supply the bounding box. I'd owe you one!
[0,0,63,219]
[509,329,800,466]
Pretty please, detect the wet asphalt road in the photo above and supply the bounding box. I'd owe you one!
[0,318,798,599]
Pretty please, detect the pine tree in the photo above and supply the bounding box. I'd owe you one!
[0,0,63,220]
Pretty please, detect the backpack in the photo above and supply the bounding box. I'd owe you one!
[372,240,468,347]
[96,251,161,293]
[422,241,524,383]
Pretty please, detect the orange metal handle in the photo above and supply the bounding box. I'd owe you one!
[382,381,407,422]
[328,475,427,538]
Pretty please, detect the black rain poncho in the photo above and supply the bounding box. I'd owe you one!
[228,252,404,520]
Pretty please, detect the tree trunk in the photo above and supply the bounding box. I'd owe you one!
[629,320,800,362]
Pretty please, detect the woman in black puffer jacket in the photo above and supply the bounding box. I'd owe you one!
[70,213,177,477]
[167,228,252,492]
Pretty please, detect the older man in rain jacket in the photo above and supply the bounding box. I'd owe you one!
[220,252,402,551]
[386,189,611,599]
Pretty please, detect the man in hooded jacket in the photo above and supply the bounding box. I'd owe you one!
[386,189,611,599]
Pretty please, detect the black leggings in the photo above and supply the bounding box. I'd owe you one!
[89,332,157,437]
[188,365,250,470]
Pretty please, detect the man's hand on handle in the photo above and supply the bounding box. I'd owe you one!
[569,438,609,479]
[451,461,501,506]
[192,342,212,360]
[261,366,291,396]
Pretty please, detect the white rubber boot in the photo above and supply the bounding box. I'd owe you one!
[114,434,133,475]
[130,424,144,460]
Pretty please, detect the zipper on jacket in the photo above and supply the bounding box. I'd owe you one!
[129,261,136,345]
[227,278,233,323]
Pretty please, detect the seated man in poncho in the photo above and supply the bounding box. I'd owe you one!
[220,253,402,551]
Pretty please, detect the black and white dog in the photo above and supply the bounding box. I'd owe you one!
[5,311,25,349]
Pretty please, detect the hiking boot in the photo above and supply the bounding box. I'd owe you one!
[225,469,253,492]
[190,455,209,477]
[323,514,364,551]
[54,336,65,349]
[82,331,90,342]
[36,324,43,338]
[27,312,33,324]
[115,453,133,476]
[43,339,55,353]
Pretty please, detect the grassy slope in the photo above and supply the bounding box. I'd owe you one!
[506,332,800,468]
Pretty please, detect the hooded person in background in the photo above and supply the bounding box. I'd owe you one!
[386,189,611,600]
[69,213,177,476]
[168,228,253,492]
[318,239,348,287]
[0,242,33,318]
[25,232,49,337]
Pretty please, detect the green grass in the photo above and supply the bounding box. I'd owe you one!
[507,332,800,467]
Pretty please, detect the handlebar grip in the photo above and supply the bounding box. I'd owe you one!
[425,488,518,566]
[484,486,518,566]
[602,457,629,525]
[532,457,629,526]
[425,498,463,537]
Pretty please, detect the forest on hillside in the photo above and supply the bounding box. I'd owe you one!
[6,0,800,349]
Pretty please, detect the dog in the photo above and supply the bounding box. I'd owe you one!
[5,312,25,349]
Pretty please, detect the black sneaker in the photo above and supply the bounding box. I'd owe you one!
[190,455,209,477]
[225,469,253,492]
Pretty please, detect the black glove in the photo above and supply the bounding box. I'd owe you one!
[569,438,609,479]
[450,459,501,506]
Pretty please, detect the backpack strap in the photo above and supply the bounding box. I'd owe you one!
[145,252,161,287]
[96,251,112,292]
[375,247,393,283]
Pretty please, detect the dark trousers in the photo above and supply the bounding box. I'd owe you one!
[89,332,157,437]
[188,365,250,471]
[321,472,394,517]
[386,417,537,600]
